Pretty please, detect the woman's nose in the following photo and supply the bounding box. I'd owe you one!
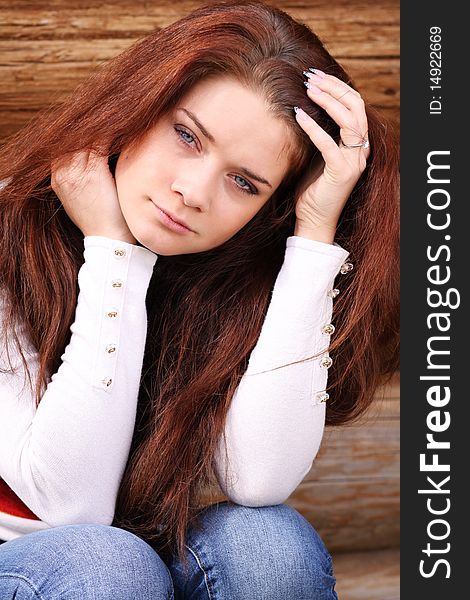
[171,175,212,211]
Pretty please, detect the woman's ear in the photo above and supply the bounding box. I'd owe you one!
[108,154,119,178]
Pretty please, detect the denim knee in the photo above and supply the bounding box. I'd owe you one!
[0,523,174,600]
[167,501,337,600]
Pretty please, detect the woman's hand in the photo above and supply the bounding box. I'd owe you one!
[294,69,371,244]
[51,149,136,244]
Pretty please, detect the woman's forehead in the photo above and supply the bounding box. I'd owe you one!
[175,76,295,168]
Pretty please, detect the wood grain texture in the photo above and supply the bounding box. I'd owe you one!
[332,548,400,600]
[0,0,399,141]
[0,1,399,50]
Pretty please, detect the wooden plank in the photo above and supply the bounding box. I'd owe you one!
[332,548,400,600]
[308,423,399,481]
[342,58,399,108]
[291,478,399,551]
[0,44,398,108]
[0,110,38,142]
[0,1,399,59]
[0,0,399,139]
[0,40,400,73]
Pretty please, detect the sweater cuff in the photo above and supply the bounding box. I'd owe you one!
[280,236,350,289]
[286,235,349,262]
[84,236,157,271]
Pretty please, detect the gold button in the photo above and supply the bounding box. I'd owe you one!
[340,262,354,274]
[322,323,335,335]
[106,310,118,318]
[320,356,333,369]
[111,279,123,288]
[113,248,126,258]
[102,377,113,387]
[327,288,340,298]
[316,392,330,403]
[105,344,116,354]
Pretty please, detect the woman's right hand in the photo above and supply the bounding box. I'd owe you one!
[51,149,136,244]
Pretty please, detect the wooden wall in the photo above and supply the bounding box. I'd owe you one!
[0,0,399,143]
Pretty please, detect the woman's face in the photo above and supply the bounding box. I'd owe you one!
[115,76,294,255]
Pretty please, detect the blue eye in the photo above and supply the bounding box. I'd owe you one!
[233,175,257,195]
[175,126,196,147]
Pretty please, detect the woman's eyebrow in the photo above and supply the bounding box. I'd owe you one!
[177,108,273,188]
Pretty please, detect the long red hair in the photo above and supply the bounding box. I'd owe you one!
[0,0,399,568]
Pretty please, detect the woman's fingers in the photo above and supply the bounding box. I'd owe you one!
[294,108,345,170]
[303,71,369,150]
[294,70,371,178]
[303,75,350,125]
[51,150,111,194]
[50,148,134,242]
[292,72,371,236]
[51,150,91,188]
[305,71,365,114]
[306,71,362,102]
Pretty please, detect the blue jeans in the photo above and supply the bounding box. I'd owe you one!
[0,501,338,599]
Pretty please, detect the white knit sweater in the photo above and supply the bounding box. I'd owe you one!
[0,235,349,541]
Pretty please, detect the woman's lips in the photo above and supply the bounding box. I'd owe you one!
[152,202,194,234]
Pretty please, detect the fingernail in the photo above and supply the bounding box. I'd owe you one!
[304,81,322,94]
[310,73,323,83]
[293,106,309,121]
[308,67,326,78]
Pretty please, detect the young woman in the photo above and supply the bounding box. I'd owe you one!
[0,0,399,598]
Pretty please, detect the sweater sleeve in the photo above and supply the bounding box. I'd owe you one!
[214,235,350,506]
[0,236,157,526]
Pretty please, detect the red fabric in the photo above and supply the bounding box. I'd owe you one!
[0,478,40,520]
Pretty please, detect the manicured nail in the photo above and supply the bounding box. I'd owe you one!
[308,67,326,78]
[307,73,323,84]
[304,81,322,94]
[293,106,309,121]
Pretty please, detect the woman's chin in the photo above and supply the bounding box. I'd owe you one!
[134,234,191,257]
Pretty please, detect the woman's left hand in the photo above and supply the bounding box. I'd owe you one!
[293,70,371,243]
